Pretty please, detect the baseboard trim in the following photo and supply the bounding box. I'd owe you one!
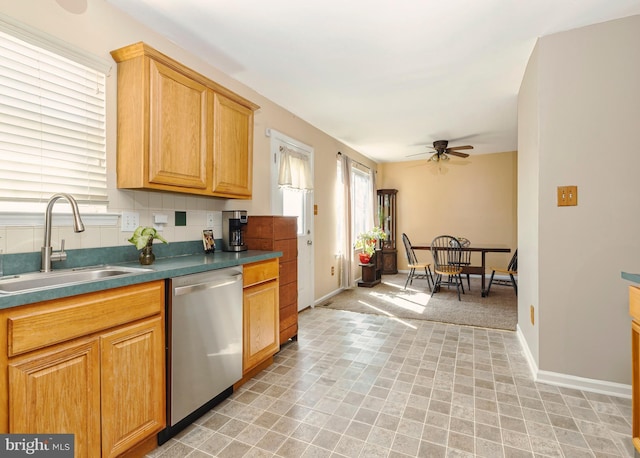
[516,324,539,378]
[315,287,345,307]
[516,325,631,399]
[536,369,631,398]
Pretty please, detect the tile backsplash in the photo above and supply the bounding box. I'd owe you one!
[0,190,226,255]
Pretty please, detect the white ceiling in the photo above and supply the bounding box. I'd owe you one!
[106,0,640,163]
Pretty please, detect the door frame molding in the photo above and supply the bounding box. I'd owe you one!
[267,128,314,311]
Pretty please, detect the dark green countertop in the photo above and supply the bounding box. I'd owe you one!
[0,249,281,310]
[622,272,640,285]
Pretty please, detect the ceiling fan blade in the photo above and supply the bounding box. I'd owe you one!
[448,145,474,151]
[447,150,470,158]
[406,152,427,158]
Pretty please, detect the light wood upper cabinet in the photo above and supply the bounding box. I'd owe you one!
[111,42,259,199]
[212,92,253,197]
[147,60,209,190]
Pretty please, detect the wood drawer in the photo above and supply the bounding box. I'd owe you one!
[245,216,296,240]
[279,302,298,329]
[279,260,297,286]
[243,259,279,288]
[279,282,297,309]
[244,238,274,251]
[5,281,164,357]
[274,239,297,263]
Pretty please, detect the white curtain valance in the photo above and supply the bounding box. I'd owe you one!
[278,145,313,191]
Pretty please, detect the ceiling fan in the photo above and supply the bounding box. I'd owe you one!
[425,140,473,162]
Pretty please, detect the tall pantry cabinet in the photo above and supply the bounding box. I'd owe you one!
[245,216,298,345]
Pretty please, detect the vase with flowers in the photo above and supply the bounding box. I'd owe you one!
[128,226,168,265]
[355,227,387,264]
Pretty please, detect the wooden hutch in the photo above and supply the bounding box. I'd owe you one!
[377,189,398,274]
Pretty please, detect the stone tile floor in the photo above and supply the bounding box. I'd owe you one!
[148,307,633,457]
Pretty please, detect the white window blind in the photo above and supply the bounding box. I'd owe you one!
[0,28,107,207]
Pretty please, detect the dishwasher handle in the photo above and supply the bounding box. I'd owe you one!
[173,273,243,296]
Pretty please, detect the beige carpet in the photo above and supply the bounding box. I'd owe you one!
[319,273,517,331]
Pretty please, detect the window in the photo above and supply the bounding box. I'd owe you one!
[336,156,374,251]
[282,188,304,236]
[351,166,373,245]
[0,20,108,213]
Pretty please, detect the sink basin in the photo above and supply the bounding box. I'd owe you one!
[0,265,154,294]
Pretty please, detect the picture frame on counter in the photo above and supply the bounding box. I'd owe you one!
[202,230,215,253]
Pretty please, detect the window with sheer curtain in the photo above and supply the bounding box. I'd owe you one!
[336,154,374,288]
[351,165,373,245]
[0,23,107,212]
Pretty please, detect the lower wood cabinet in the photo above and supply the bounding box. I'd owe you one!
[0,281,165,458]
[238,259,279,385]
[630,285,640,453]
[9,338,101,457]
[100,317,164,457]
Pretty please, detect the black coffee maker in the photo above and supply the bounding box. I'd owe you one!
[221,210,248,252]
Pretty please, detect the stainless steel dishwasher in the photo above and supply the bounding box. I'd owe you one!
[159,266,243,444]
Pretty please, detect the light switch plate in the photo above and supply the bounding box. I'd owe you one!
[557,186,578,206]
[154,213,169,224]
[121,211,139,231]
[206,213,215,228]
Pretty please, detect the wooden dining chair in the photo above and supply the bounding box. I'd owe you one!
[401,233,433,291]
[431,235,465,300]
[486,249,518,296]
[455,237,472,290]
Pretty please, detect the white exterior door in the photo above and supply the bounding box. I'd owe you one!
[269,129,314,311]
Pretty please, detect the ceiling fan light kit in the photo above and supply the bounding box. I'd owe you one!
[426,139,473,162]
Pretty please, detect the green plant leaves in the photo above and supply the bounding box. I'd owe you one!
[128,226,168,250]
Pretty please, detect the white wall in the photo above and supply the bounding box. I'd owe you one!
[517,43,541,366]
[0,0,376,302]
[519,14,640,385]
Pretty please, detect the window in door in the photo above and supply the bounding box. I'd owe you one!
[282,188,304,236]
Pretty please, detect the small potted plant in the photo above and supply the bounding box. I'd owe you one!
[355,227,387,264]
[128,226,168,265]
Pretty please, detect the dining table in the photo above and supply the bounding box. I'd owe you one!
[412,244,511,297]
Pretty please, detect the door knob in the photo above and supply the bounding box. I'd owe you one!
[307,240,313,245]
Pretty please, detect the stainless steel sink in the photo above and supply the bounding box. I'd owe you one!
[0,265,154,294]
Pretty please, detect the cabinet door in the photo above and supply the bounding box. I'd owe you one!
[633,318,640,453]
[243,279,279,372]
[212,92,253,197]
[101,316,165,458]
[9,339,101,458]
[148,59,209,190]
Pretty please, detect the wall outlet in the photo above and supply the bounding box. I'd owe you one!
[206,212,215,228]
[331,266,335,276]
[121,211,139,232]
